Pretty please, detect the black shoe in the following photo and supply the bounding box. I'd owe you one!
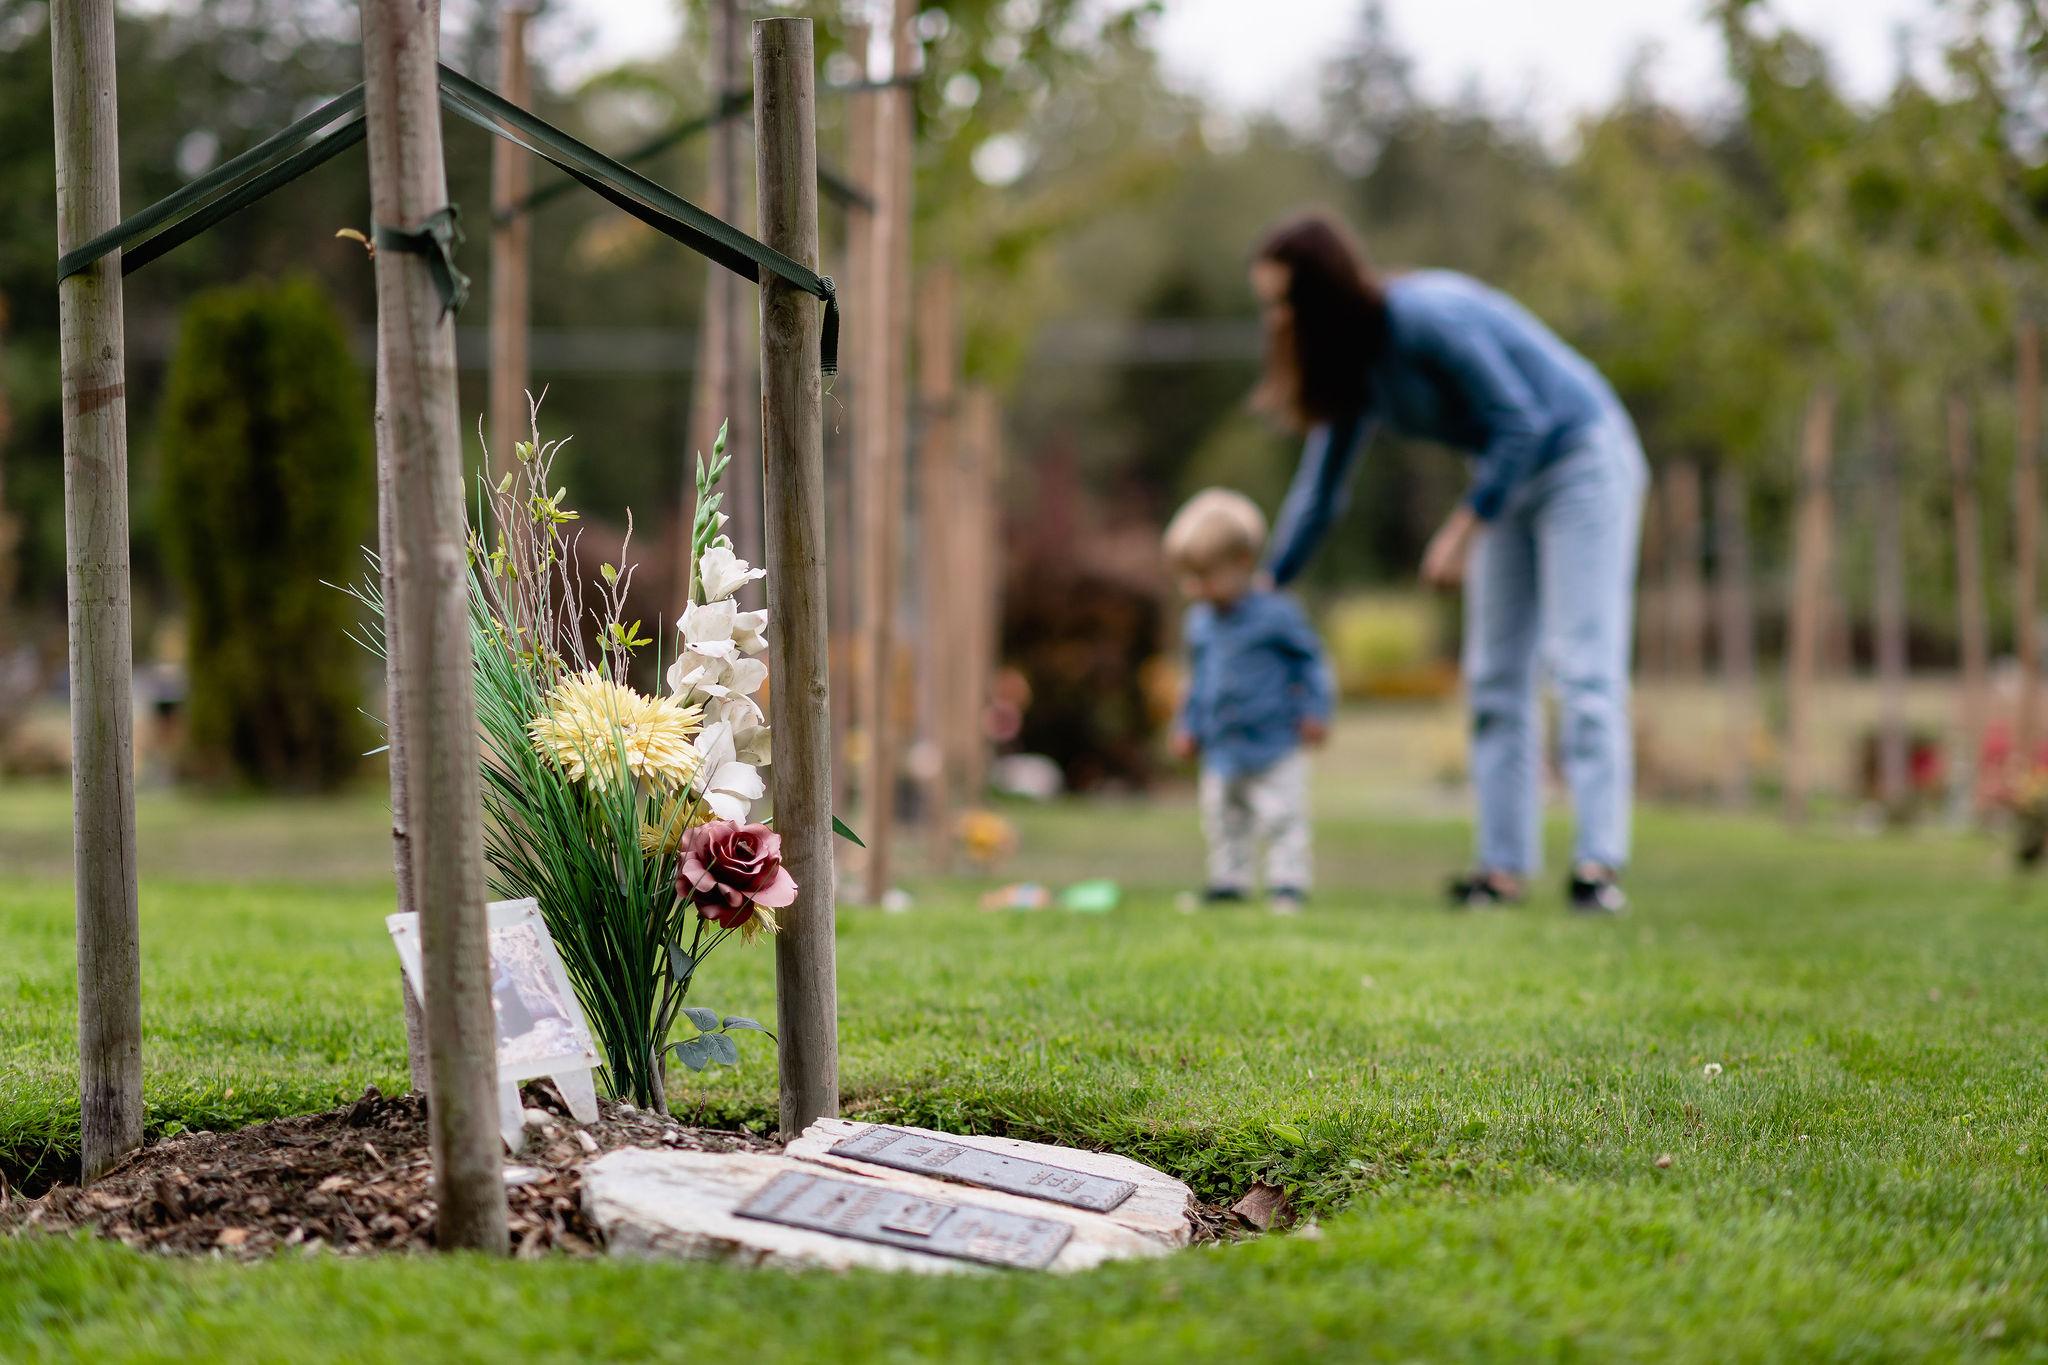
[1201,886,1248,905]
[1447,872,1524,909]
[1266,888,1307,915]
[1568,864,1628,915]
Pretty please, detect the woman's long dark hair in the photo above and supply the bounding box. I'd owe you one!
[1251,209,1389,430]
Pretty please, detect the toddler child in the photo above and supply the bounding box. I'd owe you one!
[1165,488,1332,915]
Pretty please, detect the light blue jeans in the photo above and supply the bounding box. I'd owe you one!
[1463,412,1647,874]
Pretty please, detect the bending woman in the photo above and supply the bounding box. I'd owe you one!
[1251,210,1646,913]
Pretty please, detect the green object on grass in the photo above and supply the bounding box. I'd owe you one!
[1058,879,1121,912]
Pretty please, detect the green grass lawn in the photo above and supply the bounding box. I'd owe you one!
[4,775,2048,1362]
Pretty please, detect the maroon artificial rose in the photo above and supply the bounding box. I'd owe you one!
[676,819,799,928]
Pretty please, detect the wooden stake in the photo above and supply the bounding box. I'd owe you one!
[51,0,142,1182]
[915,266,959,869]
[1785,389,1835,823]
[1872,420,1909,816]
[360,0,506,1253]
[688,0,762,608]
[1714,464,1755,808]
[754,14,838,1137]
[1948,392,1988,815]
[487,0,535,488]
[1663,458,1705,680]
[858,4,915,906]
[2016,324,2041,782]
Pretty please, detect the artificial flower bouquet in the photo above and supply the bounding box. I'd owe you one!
[361,416,790,1111]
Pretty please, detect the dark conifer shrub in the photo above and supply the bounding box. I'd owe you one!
[158,278,371,788]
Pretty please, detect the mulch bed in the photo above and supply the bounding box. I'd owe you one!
[2,1083,777,1261]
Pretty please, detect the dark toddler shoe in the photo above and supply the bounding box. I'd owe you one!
[1447,871,1524,909]
[1201,886,1248,905]
[1567,864,1628,915]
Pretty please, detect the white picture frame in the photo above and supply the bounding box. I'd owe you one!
[387,897,603,1149]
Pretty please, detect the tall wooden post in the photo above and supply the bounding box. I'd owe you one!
[960,385,1003,805]
[360,0,507,1253]
[2016,324,2041,782]
[1948,392,1988,816]
[858,2,915,905]
[754,14,838,1137]
[1663,458,1705,679]
[1785,389,1835,823]
[915,266,959,869]
[488,0,536,486]
[688,0,762,606]
[1872,421,1909,817]
[51,0,142,1182]
[1714,464,1755,807]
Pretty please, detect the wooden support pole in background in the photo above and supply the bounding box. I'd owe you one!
[1948,392,1988,816]
[2015,323,2041,783]
[1871,420,1909,817]
[1663,458,1705,680]
[688,0,762,606]
[1714,464,1755,808]
[915,265,958,869]
[959,385,1003,806]
[487,0,536,486]
[1785,389,1835,823]
[754,14,838,1137]
[828,21,873,827]
[361,0,507,1254]
[858,1,915,905]
[51,0,142,1182]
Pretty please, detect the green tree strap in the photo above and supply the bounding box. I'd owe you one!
[122,116,367,278]
[437,66,837,373]
[53,66,840,373]
[373,206,471,319]
[57,86,365,282]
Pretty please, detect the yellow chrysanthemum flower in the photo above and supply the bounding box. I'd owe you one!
[529,671,703,792]
[637,793,716,855]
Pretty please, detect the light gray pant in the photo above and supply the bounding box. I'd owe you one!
[1200,750,1312,894]
[1464,413,1647,874]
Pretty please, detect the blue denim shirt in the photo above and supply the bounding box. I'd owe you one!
[1267,270,1620,585]
[1175,590,1333,778]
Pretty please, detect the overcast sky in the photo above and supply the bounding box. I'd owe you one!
[532,0,1946,134]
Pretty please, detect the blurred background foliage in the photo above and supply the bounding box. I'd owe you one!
[6,0,2048,784]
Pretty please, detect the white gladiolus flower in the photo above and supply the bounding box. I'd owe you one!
[725,655,768,697]
[710,692,772,766]
[698,545,765,602]
[732,607,769,655]
[689,719,766,820]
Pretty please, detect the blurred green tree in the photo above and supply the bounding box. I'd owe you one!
[157,278,371,789]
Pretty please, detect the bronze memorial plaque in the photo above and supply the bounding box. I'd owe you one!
[827,1124,1138,1213]
[733,1171,1073,1270]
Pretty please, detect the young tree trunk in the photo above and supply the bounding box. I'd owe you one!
[1785,390,1836,823]
[487,1,534,488]
[51,0,142,1182]
[754,14,839,1138]
[686,0,762,608]
[1871,421,1909,819]
[1714,464,1756,807]
[857,3,916,905]
[2016,324,2041,784]
[360,0,507,1253]
[915,266,959,870]
[1948,392,1988,817]
[1663,458,1706,680]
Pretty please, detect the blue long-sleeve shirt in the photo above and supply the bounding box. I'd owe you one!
[1175,590,1333,778]
[1266,270,1620,585]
